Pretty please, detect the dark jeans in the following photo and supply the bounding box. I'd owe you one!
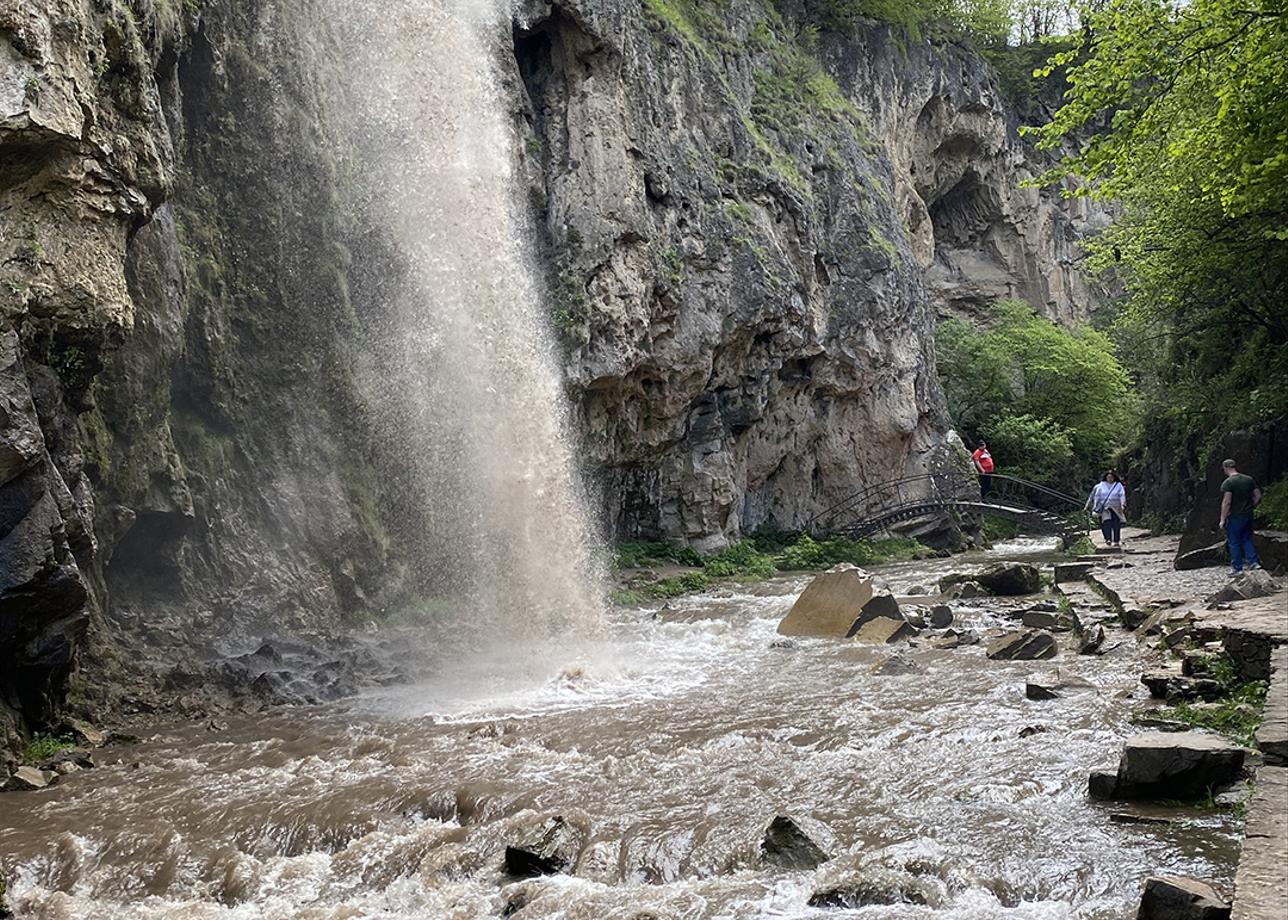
[979,474,992,501]
[1099,509,1121,545]
[1226,514,1260,572]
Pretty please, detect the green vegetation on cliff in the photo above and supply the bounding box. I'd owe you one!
[1028,0,1287,478]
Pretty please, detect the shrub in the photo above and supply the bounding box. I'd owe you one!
[649,572,712,597]
[703,541,778,579]
[1258,479,1288,531]
[936,299,1137,490]
[24,732,75,764]
[613,541,704,569]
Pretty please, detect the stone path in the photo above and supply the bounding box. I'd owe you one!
[1054,535,1287,919]
[1232,766,1288,920]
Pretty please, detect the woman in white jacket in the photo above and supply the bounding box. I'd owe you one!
[1085,470,1127,547]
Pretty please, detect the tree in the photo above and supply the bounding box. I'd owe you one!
[1026,0,1288,440]
[936,300,1136,486]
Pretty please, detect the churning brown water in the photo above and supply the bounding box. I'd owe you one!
[0,544,1240,919]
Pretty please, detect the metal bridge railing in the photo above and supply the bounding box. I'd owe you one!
[808,472,1083,537]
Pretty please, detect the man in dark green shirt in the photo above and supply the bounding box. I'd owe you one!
[1218,459,1262,573]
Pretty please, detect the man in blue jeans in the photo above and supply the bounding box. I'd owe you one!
[1218,458,1262,574]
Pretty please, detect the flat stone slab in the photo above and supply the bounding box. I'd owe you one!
[1093,732,1246,801]
[1232,766,1288,920]
[987,629,1057,660]
[1258,647,1288,766]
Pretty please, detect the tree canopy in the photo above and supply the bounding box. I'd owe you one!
[1027,0,1288,440]
[936,300,1136,486]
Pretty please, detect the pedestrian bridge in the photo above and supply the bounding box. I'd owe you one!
[808,473,1088,544]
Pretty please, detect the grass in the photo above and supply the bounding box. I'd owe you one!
[1160,651,1267,747]
[609,531,934,603]
[1065,535,1096,556]
[24,732,76,764]
[981,514,1020,541]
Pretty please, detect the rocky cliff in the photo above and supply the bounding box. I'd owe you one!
[516,0,1104,546]
[1,0,1100,757]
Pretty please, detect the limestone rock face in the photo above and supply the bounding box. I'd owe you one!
[516,1,1103,547]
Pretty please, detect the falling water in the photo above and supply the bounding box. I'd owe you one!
[326,0,605,637]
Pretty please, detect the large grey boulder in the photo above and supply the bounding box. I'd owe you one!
[1136,876,1230,919]
[975,563,1042,596]
[987,630,1057,660]
[760,816,830,870]
[777,565,874,638]
[1091,732,1246,801]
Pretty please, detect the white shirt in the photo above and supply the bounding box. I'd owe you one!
[1088,481,1126,519]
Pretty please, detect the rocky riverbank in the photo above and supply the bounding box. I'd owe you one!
[762,528,1287,918]
[1064,533,1286,919]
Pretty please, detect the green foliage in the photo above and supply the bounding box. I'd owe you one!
[613,541,704,569]
[981,513,1020,541]
[609,588,648,605]
[703,541,778,579]
[771,533,931,569]
[788,0,1014,42]
[1065,535,1095,556]
[1258,479,1288,530]
[935,299,1137,488]
[1026,0,1288,456]
[649,571,713,597]
[979,34,1078,115]
[24,733,75,764]
[1165,681,1267,748]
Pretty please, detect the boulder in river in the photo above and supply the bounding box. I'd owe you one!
[4,765,54,791]
[975,562,1042,596]
[873,654,919,676]
[504,815,585,877]
[1089,732,1246,801]
[851,616,916,645]
[928,605,953,628]
[1136,876,1231,919]
[64,718,105,747]
[776,565,873,638]
[1021,609,1074,631]
[760,815,830,870]
[1025,673,1096,701]
[986,630,1057,661]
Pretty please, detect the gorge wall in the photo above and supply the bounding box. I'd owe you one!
[1,0,1100,756]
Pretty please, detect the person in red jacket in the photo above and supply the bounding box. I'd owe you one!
[971,440,995,501]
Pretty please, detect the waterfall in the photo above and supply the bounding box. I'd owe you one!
[324,0,606,639]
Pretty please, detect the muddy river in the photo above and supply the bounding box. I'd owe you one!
[0,542,1240,918]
